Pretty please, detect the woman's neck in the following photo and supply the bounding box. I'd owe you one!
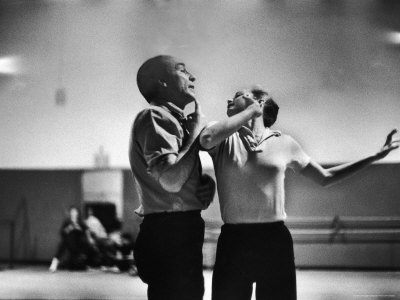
[245,116,266,137]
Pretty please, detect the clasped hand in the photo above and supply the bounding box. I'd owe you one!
[186,100,207,137]
[196,174,216,209]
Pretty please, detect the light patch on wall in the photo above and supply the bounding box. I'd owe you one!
[386,31,400,45]
[81,170,123,218]
[0,56,21,75]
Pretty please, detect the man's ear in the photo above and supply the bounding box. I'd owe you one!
[158,79,168,88]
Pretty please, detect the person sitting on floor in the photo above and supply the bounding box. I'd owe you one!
[98,230,137,275]
[49,206,95,272]
[85,208,108,240]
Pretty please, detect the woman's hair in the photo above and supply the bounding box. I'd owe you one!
[69,205,79,213]
[68,205,84,223]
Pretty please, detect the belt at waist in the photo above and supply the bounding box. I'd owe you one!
[222,221,285,232]
[143,209,201,221]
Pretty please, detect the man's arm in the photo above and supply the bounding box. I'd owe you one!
[199,96,262,150]
[301,129,399,187]
[158,100,205,193]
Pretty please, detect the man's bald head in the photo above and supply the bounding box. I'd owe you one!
[136,55,176,103]
[136,55,197,108]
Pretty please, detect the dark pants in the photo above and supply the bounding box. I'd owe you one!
[55,230,90,270]
[212,221,296,300]
[134,210,205,300]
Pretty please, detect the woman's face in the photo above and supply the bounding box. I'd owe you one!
[70,208,79,222]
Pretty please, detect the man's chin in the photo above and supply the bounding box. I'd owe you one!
[185,94,196,103]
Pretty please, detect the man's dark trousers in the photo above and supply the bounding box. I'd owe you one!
[134,210,205,300]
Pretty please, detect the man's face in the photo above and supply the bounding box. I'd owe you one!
[226,90,255,117]
[161,57,196,107]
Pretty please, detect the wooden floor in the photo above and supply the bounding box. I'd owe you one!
[0,265,399,300]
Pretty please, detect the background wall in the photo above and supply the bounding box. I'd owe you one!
[0,169,143,262]
[0,0,400,169]
[1,164,399,268]
[0,170,83,261]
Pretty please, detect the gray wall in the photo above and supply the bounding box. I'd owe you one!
[201,163,400,222]
[1,164,399,268]
[285,163,400,217]
[0,170,83,261]
[0,169,141,262]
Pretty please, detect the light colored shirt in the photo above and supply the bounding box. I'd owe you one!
[129,102,204,215]
[209,127,310,224]
[86,215,107,239]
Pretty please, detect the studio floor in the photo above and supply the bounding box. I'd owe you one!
[0,265,399,300]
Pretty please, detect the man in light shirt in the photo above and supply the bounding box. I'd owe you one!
[199,87,399,300]
[129,55,215,300]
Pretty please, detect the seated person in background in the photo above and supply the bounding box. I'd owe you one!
[85,208,108,240]
[115,232,137,275]
[99,230,137,275]
[49,205,95,272]
[84,207,109,267]
[81,208,137,274]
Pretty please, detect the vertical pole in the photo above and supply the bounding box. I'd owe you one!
[9,221,14,269]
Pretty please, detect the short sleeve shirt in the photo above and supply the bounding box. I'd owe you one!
[209,127,310,224]
[129,103,204,215]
